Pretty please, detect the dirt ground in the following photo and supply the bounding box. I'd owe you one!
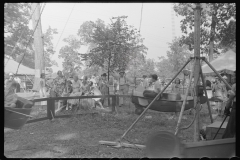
[4,98,224,158]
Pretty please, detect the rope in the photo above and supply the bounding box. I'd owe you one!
[4,3,38,67]
[54,4,76,51]
[138,3,143,33]
[15,3,46,75]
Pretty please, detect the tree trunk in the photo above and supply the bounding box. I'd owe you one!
[209,41,214,62]
[208,4,217,62]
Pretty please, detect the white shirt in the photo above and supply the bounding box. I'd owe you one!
[14,77,21,84]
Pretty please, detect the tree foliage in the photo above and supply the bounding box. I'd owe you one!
[43,26,59,67]
[4,3,58,69]
[78,16,147,74]
[173,3,236,57]
[156,37,192,79]
[58,35,83,75]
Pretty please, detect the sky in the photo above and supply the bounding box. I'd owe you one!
[38,3,184,72]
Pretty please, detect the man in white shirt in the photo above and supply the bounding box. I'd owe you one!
[111,70,133,107]
[14,76,21,93]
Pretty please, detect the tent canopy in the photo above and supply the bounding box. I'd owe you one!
[4,57,35,75]
[202,50,236,76]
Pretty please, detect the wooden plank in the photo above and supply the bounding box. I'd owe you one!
[99,140,145,149]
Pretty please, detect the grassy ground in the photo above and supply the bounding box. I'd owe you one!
[4,96,225,158]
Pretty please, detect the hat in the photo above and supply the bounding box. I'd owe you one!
[101,73,107,77]
[222,75,228,79]
[9,73,14,76]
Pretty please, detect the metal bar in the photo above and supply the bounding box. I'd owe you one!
[119,58,192,141]
[213,115,228,140]
[175,59,196,136]
[5,108,33,118]
[203,58,232,90]
[199,66,213,123]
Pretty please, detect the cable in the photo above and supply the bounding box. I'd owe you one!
[139,3,143,33]
[15,3,46,75]
[4,3,38,67]
[54,4,76,51]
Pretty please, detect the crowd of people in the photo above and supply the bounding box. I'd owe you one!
[4,69,236,138]
[41,70,138,111]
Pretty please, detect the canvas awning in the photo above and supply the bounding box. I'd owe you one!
[202,50,236,76]
[4,57,35,75]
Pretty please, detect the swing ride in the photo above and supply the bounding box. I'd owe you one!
[99,3,235,158]
[4,97,34,130]
[4,3,235,158]
[132,88,194,114]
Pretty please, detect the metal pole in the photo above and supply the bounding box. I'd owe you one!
[175,59,196,136]
[119,58,192,141]
[199,66,213,123]
[213,115,228,140]
[203,58,232,90]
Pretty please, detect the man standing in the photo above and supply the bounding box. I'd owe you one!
[212,77,225,116]
[5,73,16,90]
[14,76,21,93]
[111,70,133,107]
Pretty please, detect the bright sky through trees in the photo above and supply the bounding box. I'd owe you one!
[38,3,183,72]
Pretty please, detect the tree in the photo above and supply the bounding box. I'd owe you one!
[58,35,83,77]
[4,3,34,68]
[126,52,146,78]
[219,20,236,52]
[166,38,192,73]
[78,16,147,78]
[174,3,236,61]
[155,37,192,79]
[156,56,174,79]
[4,3,59,69]
[43,26,59,67]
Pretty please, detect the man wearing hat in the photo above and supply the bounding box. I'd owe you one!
[111,70,133,107]
[5,73,16,91]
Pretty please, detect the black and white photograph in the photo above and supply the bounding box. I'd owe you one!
[4,3,236,158]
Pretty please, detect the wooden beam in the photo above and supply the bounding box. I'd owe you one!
[193,3,202,142]
[99,140,145,149]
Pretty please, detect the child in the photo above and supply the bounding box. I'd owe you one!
[89,81,105,109]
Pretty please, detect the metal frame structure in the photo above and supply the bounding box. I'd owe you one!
[99,56,233,149]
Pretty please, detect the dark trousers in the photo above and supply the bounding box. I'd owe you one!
[16,83,21,93]
[222,102,236,139]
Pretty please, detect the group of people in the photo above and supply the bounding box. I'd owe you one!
[41,70,135,111]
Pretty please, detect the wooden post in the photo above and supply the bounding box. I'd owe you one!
[193,3,202,142]
[47,99,55,120]
[112,95,116,113]
[31,3,45,89]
